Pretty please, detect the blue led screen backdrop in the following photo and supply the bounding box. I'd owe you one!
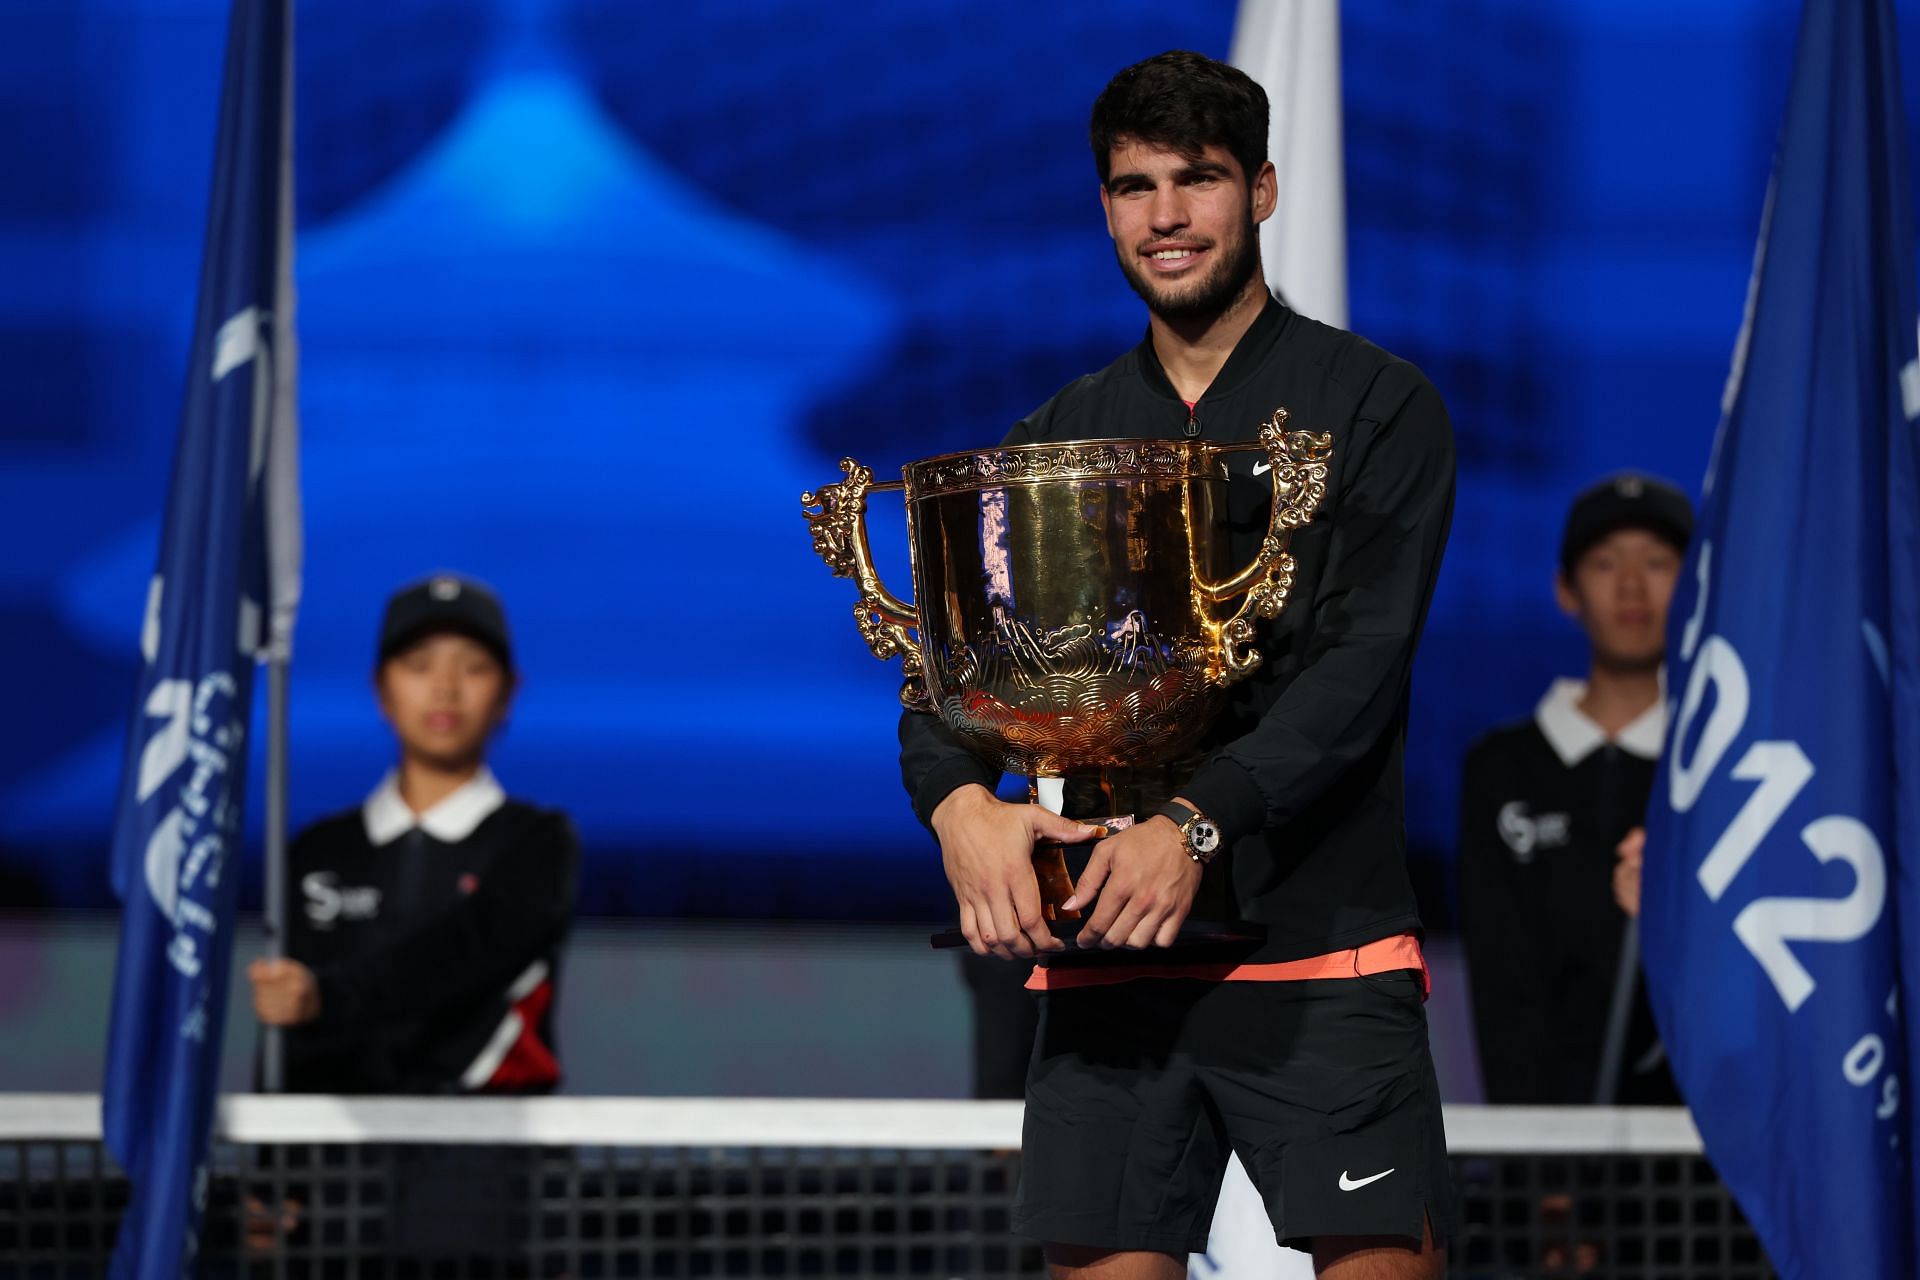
[2,0,1911,919]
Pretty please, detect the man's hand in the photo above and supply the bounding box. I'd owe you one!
[243,1195,304,1253]
[1066,802,1205,950]
[1614,827,1645,919]
[248,957,321,1026]
[931,784,1103,960]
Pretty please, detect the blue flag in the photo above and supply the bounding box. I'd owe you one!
[101,1,300,1274]
[1642,0,1920,1276]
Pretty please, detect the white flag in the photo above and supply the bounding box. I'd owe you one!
[1230,0,1348,329]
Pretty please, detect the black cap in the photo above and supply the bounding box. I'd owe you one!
[1559,472,1694,576]
[377,573,514,673]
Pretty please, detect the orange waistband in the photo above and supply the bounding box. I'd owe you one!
[1024,931,1428,994]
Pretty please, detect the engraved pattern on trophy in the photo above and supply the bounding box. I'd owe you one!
[909,438,1202,498]
[904,440,1228,777]
[933,606,1210,777]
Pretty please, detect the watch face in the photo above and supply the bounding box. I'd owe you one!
[1189,819,1221,855]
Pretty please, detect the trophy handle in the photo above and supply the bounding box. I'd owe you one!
[1202,411,1334,682]
[801,458,932,708]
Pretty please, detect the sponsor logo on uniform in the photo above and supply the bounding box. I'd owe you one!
[1339,1167,1395,1191]
[1497,801,1572,862]
[302,871,382,929]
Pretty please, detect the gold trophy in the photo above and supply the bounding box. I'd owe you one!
[802,413,1331,944]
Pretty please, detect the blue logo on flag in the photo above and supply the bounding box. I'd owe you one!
[1642,0,1920,1276]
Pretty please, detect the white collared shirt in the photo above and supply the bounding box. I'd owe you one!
[1533,678,1666,768]
[361,766,508,846]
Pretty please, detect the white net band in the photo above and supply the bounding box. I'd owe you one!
[0,1093,1701,1153]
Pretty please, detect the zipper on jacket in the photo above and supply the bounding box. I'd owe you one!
[1183,402,1200,437]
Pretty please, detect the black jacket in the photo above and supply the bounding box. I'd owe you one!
[1457,684,1683,1104]
[278,775,578,1094]
[899,297,1455,964]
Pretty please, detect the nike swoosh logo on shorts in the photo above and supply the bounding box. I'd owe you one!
[1338,1168,1396,1191]
[1252,460,1272,475]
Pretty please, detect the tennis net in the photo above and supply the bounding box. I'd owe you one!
[0,1095,1770,1278]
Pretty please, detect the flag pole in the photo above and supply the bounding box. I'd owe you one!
[259,0,300,1096]
[1593,916,1638,1104]
[261,654,289,1092]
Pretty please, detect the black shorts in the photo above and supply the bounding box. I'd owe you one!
[1015,971,1455,1254]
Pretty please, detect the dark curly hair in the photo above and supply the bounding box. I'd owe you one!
[1089,50,1269,186]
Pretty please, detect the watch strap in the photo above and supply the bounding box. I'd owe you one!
[1154,800,1201,828]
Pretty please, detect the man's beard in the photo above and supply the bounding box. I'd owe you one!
[1115,215,1262,323]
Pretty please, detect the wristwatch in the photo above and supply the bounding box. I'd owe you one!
[1155,801,1223,865]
